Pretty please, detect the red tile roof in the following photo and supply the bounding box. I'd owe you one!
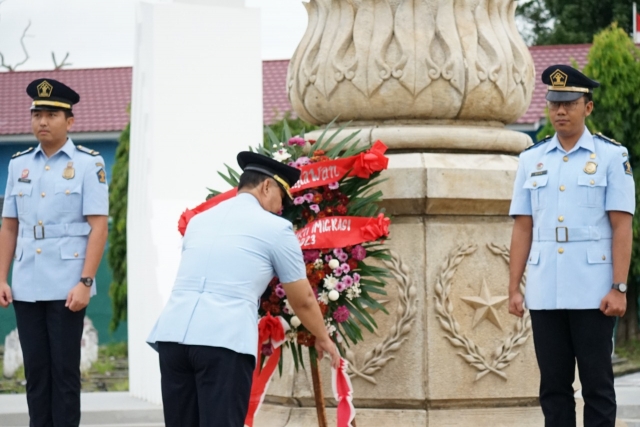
[0,67,132,135]
[0,45,613,135]
[517,44,591,124]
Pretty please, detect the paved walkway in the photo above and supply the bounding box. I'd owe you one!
[0,372,638,426]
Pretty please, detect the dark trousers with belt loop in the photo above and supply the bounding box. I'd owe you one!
[157,341,255,427]
[14,300,86,427]
[530,309,616,427]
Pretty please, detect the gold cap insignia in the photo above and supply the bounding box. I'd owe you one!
[550,69,568,88]
[37,80,53,98]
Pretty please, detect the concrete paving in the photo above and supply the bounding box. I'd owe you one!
[0,373,638,426]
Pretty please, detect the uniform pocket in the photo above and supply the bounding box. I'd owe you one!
[10,184,33,215]
[523,175,549,210]
[578,174,606,208]
[587,247,612,264]
[60,243,86,260]
[527,250,540,265]
[54,182,82,213]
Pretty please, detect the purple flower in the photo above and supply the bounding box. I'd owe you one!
[261,343,274,356]
[310,204,320,213]
[340,263,350,274]
[333,306,350,323]
[297,156,311,166]
[353,273,361,283]
[325,255,333,263]
[294,196,305,205]
[328,182,340,190]
[351,245,367,261]
[333,248,345,257]
[333,266,343,277]
[288,136,306,147]
[288,161,297,167]
[338,252,349,262]
[303,250,320,263]
[335,281,347,292]
[342,276,354,288]
[275,285,286,299]
[303,193,315,203]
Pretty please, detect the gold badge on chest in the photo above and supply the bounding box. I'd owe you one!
[584,161,597,174]
[62,161,75,180]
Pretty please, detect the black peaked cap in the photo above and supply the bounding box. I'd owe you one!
[26,78,80,111]
[237,151,301,200]
[542,64,600,102]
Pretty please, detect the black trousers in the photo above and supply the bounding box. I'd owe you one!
[13,300,86,427]
[530,309,616,427]
[158,342,255,427]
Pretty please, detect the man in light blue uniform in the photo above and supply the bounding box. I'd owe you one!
[508,65,634,426]
[0,78,109,426]
[147,152,339,427]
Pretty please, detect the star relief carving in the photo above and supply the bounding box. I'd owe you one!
[460,278,508,331]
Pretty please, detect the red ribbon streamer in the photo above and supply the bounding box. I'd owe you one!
[176,142,389,236]
[333,358,355,427]
[296,214,390,250]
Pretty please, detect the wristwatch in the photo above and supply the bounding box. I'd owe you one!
[612,283,628,293]
[80,277,94,288]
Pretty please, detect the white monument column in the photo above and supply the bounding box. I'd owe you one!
[127,0,261,404]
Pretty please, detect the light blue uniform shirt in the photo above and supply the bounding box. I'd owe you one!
[147,193,307,358]
[2,138,109,302]
[510,128,635,309]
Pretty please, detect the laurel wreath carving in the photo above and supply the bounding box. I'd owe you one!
[434,243,531,381]
[345,250,418,384]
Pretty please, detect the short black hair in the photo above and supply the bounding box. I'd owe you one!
[238,170,270,190]
[64,110,74,119]
[583,93,593,103]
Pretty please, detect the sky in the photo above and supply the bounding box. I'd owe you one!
[0,0,309,71]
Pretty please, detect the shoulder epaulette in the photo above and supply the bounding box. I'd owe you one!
[523,135,552,152]
[11,147,34,159]
[594,132,622,146]
[76,145,100,156]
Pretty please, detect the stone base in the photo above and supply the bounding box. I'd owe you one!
[254,402,628,426]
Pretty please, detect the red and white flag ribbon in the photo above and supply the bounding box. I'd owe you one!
[332,358,356,427]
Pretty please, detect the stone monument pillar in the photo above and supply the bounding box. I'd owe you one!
[258,1,545,425]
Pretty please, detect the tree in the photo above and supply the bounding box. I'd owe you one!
[517,0,635,45]
[583,24,640,343]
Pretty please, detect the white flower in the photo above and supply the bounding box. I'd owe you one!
[323,275,339,290]
[283,299,295,315]
[273,149,291,163]
[328,290,340,301]
[325,320,337,336]
[346,283,361,300]
[290,315,301,328]
[318,291,329,305]
[286,330,297,342]
[313,258,324,269]
[328,259,340,270]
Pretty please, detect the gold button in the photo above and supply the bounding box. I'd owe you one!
[38,220,43,225]
[533,181,537,187]
[558,216,564,222]
[558,248,564,254]
[602,255,606,260]
[65,190,70,195]
[74,253,79,258]
[41,192,46,197]
[590,179,595,185]
[590,153,596,159]
[559,185,565,191]
[36,248,42,254]
[18,192,23,197]
[45,166,50,171]
[563,156,569,162]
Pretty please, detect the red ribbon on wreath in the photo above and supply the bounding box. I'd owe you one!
[177,142,389,236]
[296,214,390,250]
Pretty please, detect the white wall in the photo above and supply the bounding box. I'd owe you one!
[128,0,261,404]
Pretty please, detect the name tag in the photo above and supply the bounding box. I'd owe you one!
[531,170,548,177]
[17,178,31,183]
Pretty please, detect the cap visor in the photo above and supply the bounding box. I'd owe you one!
[546,91,585,102]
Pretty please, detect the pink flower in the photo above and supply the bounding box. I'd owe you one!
[340,263,350,274]
[335,281,346,292]
[261,343,274,356]
[297,156,311,166]
[333,306,350,323]
[333,266,343,277]
[353,273,361,283]
[333,248,345,257]
[303,250,320,263]
[338,252,349,262]
[288,162,297,167]
[294,196,305,205]
[325,255,333,263]
[310,204,320,213]
[351,245,367,261]
[275,285,286,299]
[329,182,340,190]
[288,136,306,147]
[342,276,354,288]
[303,193,315,203]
